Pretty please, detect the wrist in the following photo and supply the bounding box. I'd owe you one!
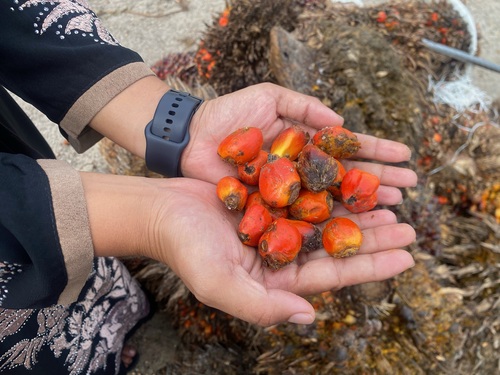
[80,172,156,258]
[89,76,170,159]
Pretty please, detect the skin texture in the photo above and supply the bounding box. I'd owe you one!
[84,78,418,326]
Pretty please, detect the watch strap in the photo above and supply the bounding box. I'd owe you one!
[145,89,203,177]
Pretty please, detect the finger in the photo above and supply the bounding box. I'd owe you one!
[195,267,316,326]
[283,249,414,296]
[341,160,418,188]
[330,185,404,213]
[354,133,412,163]
[299,222,415,262]
[377,185,404,205]
[359,223,416,254]
[347,209,398,229]
[272,84,344,129]
[318,208,397,230]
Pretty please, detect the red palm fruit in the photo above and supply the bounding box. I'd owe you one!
[286,219,322,252]
[340,168,380,213]
[245,191,266,208]
[259,157,301,208]
[269,125,310,161]
[289,189,334,224]
[216,176,248,211]
[297,144,338,193]
[322,217,363,258]
[237,150,268,185]
[238,204,273,247]
[245,191,289,220]
[327,158,347,201]
[217,127,263,165]
[258,218,302,270]
[312,126,361,159]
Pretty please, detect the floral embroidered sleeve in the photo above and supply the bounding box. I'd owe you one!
[0,1,156,308]
[0,153,94,308]
[0,0,154,152]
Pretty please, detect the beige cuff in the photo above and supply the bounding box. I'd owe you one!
[37,159,94,305]
[60,62,155,153]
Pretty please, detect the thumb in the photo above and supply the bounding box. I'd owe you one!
[199,269,316,326]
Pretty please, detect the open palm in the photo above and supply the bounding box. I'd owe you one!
[150,177,415,326]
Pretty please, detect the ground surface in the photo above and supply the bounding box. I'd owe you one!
[12,0,500,374]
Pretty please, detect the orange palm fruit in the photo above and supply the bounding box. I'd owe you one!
[217,127,263,165]
[269,125,310,161]
[340,168,380,213]
[297,144,338,193]
[216,176,248,211]
[322,217,363,258]
[286,219,322,253]
[289,189,334,224]
[327,158,347,201]
[238,204,273,247]
[245,191,289,220]
[259,157,301,208]
[258,218,302,270]
[312,126,361,159]
[237,150,268,186]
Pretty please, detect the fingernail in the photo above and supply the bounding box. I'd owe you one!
[288,313,314,325]
[406,146,412,161]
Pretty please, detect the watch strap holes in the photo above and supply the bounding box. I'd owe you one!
[172,103,179,108]
[162,126,171,141]
[168,110,176,116]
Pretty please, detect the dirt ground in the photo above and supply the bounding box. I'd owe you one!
[11,0,499,374]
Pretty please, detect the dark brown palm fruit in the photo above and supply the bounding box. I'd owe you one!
[341,168,380,213]
[216,176,248,211]
[237,150,268,186]
[238,203,273,247]
[297,144,338,193]
[322,217,363,258]
[269,125,310,161]
[259,157,301,208]
[258,218,302,270]
[312,126,361,159]
[327,158,347,201]
[245,191,289,221]
[217,127,263,165]
[289,189,334,224]
[285,219,322,253]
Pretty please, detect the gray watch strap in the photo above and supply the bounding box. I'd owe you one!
[144,89,203,177]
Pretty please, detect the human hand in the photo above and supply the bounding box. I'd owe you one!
[145,177,415,326]
[182,83,416,205]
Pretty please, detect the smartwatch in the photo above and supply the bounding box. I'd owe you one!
[144,89,203,177]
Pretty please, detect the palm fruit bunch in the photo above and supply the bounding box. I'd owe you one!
[216,125,380,270]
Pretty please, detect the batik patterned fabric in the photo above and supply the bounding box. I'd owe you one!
[0,257,149,374]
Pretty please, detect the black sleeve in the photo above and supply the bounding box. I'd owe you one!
[0,153,68,309]
[0,0,145,125]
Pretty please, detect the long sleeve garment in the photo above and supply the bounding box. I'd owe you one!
[0,0,154,309]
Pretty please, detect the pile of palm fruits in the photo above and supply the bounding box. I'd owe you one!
[216,125,380,270]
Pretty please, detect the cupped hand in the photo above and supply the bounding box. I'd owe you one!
[147,177,415,327]
[182,82,344,183]
[181,83,417,197]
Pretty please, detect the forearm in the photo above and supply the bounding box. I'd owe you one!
[89,75,171,159]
